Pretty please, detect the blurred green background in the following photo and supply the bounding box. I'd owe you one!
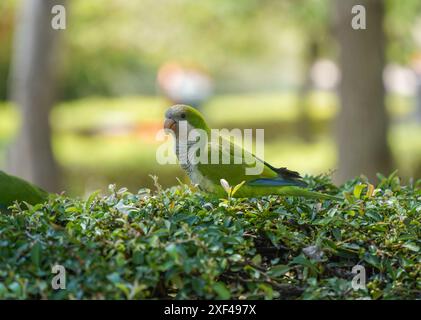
[0,0,421,196]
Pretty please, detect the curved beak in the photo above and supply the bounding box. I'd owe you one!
[164,118,176,132]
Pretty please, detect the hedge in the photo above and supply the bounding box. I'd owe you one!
[0,172,419,299]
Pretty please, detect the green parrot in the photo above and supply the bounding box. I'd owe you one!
[164,104,340,200]
[0,170,48,212]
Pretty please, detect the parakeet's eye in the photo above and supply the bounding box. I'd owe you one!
[181,113,186,119]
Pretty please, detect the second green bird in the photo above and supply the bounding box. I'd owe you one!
[0,170,48,212]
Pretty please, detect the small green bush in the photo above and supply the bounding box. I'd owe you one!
[0,173,420,299]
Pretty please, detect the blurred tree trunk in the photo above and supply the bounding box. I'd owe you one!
[7,0,65,192]
[334,0,393,183]
[297,40,318,143]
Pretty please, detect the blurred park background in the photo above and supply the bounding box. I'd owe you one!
[0,0,421,196]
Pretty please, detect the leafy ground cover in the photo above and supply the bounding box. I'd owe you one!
[0,172,419,299]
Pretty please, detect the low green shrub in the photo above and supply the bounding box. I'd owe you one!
[0,173,419,299]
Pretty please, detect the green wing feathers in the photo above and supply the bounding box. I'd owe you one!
[197,138,307,188]
[197,138,340,200]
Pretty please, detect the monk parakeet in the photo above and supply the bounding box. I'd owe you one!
[0,171,48,212]
[164,104,340,200]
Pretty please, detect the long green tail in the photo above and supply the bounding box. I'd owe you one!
[231,184,342,200]
[275,186,342,201]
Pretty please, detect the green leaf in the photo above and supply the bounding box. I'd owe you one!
[267,265,290,277]
[85,190,100,209]
[290,255,319,274]
[364,253,381,269]
[107,272,121,284]
[230,254,242,262]
[252,254,262,265]
[366,211,383,221]
[353,184,366,199]
[403,242,419,252]
[213,282,231,299]
[231,181,246,197]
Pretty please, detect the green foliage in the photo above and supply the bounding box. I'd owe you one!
[385,0,421,64]
[0,173,419,299]
[58,0,284,98]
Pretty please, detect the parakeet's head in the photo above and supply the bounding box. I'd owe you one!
[164,104,210,135]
